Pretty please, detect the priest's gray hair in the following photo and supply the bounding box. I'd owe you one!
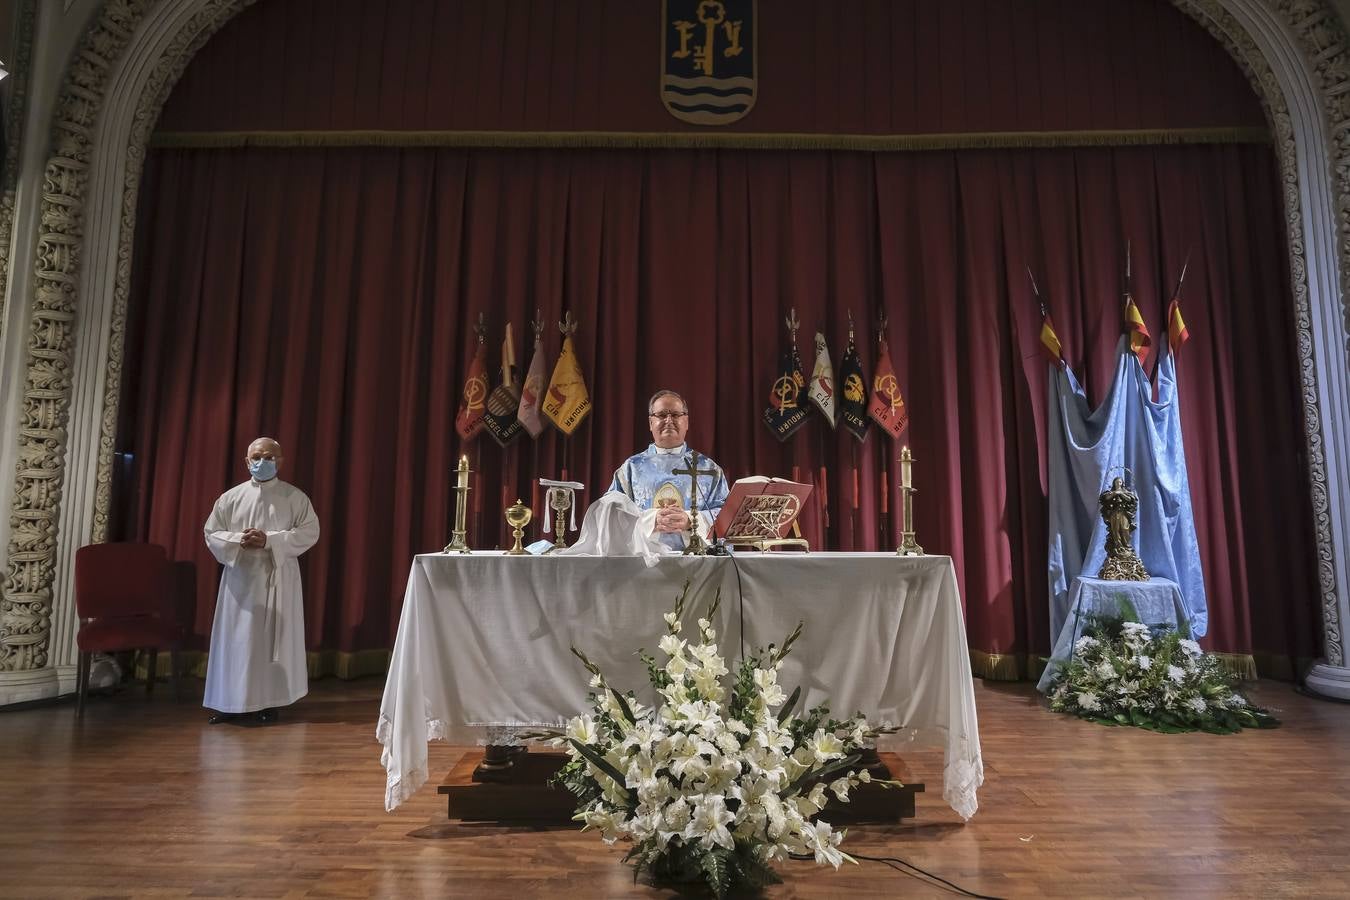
[647,390,687,415]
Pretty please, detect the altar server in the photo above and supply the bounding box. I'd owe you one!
[203,437,320,724]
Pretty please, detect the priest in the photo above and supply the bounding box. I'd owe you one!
[202,437,320,724]
[607,390,730,550]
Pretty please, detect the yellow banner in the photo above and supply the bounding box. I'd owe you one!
[542,335,591,434]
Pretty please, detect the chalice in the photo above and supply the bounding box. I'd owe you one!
[505,499,532,555]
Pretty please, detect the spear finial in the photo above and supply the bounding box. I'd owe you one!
[1171,250,1192,300]
[1026,265,1048,318]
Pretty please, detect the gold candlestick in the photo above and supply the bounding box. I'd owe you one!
[897,446,924,556]
[505,499,532,555]
[444,455,472,553]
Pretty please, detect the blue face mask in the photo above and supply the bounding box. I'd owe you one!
[248,458,277,482]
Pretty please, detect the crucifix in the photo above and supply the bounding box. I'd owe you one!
[672,452,718,556]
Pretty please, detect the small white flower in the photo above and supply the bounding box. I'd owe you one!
[1186,696,1207,714]
[1095,659,1116,680]
[829,776,852,803]
[1167,665,1185,684]
[1179,639,1203,656]
[1076,691,1101,712]
[1074,635,1099,654]
[580,806,627,843]
[857,768,871,783]
[1136,655,1152,670]
[697,617,711,631]
[1225,694,1248,708]
[589,672,604,689]
[804,819,849,869]
[565,714,598,745]
[809,729,846,763]
[663,611,679,627]
[685,795,736,851]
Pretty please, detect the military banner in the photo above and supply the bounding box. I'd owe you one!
[763,310,810,440]
[542,313,592,435]
[838,331,869,442]
[807,331,837,428]
[517,317,548,438]
[868,336,908,439]
[483,323,524,446]
[454,339,489,441]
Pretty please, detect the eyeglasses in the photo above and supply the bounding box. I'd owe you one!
[648,411,688,422]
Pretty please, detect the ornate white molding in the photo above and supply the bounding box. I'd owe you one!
[0,0,152,673]
[0,0,37,338]
[3,0,1350,690]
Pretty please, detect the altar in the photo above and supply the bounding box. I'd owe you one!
[377,552,984,820]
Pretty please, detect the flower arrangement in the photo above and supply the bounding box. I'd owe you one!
[529,583,898,897]
[1047,603,1278,734]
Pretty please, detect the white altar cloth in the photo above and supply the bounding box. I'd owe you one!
[377,552,984,820]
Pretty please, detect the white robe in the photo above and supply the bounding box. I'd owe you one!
[202,478,320,713]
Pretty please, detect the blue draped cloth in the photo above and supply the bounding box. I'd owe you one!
[1046,337,1207,643]
[607,443,730,550]
[1036,576,1190,692]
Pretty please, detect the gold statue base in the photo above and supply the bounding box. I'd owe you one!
[1099,553,1149,581]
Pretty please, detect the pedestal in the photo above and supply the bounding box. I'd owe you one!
[439,750,924,824]
[1305,661,1350,701]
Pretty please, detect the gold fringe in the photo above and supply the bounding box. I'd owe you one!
[1210,652,1258,681]
[149,126,1271,152]
[134,649,390,681]
[968,649,1024,681]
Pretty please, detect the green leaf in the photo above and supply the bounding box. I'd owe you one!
[701,848,732,898]
[608,687,637,726]
[784,752,861,797]
[567,738,636,805]
[777,686,802,724]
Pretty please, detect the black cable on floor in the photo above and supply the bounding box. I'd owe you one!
[790,851,1004,899]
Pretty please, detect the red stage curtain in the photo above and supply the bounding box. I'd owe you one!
[157,0,1262,136]
[116,142,1319,674]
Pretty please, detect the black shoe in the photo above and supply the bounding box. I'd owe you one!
[208,712,235,725]
[256,708,279,724]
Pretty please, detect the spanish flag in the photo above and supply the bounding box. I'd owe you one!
[1040,312,1063,366]
[1123,293,1152,367]
[542,334,591,435]
[1167,298,1190,355]
[868,337,908,439]
[454,342,489,441]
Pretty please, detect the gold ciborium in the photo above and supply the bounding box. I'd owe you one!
[505,499,532,555]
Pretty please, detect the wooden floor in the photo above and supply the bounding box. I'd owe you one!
[4,677,1350,899]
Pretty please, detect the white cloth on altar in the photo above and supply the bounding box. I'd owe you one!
[377,552,983,821]
[202,478,320,713]
[556,492,677,566]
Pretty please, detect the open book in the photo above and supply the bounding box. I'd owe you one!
[712,476,813,542]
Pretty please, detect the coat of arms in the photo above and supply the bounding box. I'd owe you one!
[661,0,756,125]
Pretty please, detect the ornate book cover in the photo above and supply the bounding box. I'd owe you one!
[712,477,812,541]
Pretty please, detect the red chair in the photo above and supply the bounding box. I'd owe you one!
[74,542,181,717]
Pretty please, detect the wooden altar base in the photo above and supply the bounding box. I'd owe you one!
[438,750,924,824]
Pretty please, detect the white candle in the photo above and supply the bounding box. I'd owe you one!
[901,447,912,489]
